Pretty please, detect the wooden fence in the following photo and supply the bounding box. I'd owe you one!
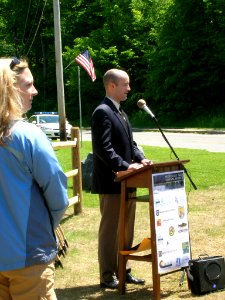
[52,127,82,215]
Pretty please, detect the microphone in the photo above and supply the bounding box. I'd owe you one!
[137,99,155,118]
[137,99,197,190]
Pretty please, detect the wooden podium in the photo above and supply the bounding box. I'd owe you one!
[115,160,190,300]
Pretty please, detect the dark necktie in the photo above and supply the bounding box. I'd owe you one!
[119,106,133,159]
[119,107,127,124]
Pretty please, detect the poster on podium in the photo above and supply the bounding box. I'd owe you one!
[152,170,191,274]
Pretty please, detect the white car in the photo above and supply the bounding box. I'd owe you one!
[28,112,72,139]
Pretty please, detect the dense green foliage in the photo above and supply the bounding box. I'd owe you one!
[0,0,224,127]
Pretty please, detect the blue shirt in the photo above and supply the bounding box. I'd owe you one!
[0,120,68,271]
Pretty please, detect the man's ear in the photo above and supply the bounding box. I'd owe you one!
[110,81,116,89]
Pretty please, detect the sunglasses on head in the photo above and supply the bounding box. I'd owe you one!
[10,57,20,70]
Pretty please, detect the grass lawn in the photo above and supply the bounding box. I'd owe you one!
[54,142,225,299]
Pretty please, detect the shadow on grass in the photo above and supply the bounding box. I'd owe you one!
[55,284,178,300]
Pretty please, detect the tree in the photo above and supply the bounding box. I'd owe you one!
[147,0,225,123]
[62,0,158,123]
[0,0,224,125]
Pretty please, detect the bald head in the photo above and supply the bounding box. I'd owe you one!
[103,69,131,103]
[103,69,128,87]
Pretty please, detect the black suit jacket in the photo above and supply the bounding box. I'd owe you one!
[91,97,145,194]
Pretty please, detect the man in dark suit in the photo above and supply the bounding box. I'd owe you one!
[91,69,151,289]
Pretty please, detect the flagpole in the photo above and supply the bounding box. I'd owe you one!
[78,66,83,146]
[64,59,75,70]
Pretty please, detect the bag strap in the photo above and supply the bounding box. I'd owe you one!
[3,145,24,161]
[3,144,32,177]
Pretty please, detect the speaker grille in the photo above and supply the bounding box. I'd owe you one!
[205,262,222,282]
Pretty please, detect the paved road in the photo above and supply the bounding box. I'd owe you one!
[81,129,225,152]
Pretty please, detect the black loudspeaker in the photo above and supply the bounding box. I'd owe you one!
[187,255,225,295]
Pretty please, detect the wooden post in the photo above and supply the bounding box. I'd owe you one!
[71,127,82,214]
[53,128,83,215]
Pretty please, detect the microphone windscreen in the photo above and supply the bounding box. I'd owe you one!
[137,99,146,108]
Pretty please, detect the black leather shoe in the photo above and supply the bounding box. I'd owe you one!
[126,273,145,285]
[100,278,119,289]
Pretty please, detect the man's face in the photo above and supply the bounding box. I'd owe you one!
[112,75,131,103]
[17,68,38,113]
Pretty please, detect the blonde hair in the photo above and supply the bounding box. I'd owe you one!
[0,58,28,143]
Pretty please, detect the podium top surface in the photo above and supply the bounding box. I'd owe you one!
[115,159,189,182]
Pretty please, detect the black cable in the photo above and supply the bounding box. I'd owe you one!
[26,0,48,56]
[152,116,197,190]
[21,0,32,46]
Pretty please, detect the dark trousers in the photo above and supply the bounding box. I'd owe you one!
[98,193,136,282]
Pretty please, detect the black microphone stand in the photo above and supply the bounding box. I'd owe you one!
[148,114,197,190]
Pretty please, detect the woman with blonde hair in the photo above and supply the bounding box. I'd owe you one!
[0,57,68,300]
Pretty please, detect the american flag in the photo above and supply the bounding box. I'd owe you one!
[75,48,96,82]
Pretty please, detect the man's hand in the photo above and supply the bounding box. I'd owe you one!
[141,159,153,166]
[128,163,143,170]
[127,159,153,171]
